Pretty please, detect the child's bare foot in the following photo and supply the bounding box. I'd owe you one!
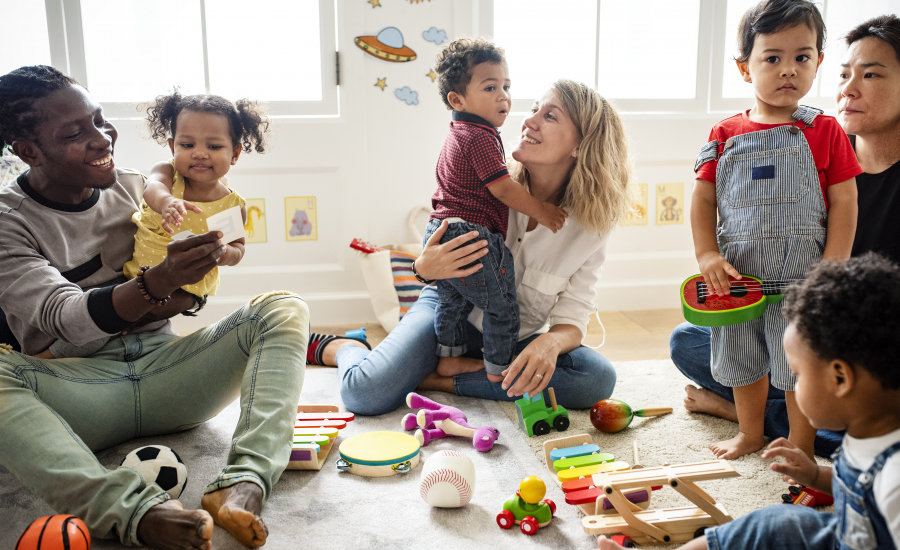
[200,482,267,547]
[683,385,739,422]
[436,356,485,377]
[136,500,214,550]
[710,431,766,460]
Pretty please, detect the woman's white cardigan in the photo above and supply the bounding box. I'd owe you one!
[469,209,610,341]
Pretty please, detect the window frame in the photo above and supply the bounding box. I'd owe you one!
[482,0,716,114]
[44,0,338,119]
[483,0,855,115]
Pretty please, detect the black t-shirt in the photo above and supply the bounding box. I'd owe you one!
[851,151,900,265]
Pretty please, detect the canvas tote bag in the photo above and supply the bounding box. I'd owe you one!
[355,206,430,332]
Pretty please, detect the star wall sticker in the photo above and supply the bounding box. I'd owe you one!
[375,77,388,91]
[368,0,381,7]
[426,69,437,82]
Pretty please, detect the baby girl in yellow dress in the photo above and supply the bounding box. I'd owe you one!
[45,91,268,359]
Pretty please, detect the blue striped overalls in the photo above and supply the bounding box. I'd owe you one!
[694,106,827,390]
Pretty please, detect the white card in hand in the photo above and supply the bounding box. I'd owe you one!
[204,205,245,244]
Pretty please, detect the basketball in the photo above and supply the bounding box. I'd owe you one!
[15,515,90,550]
[419,450,476,507]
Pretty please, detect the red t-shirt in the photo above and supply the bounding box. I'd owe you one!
[431,111,511,236]
[696,110,862,209]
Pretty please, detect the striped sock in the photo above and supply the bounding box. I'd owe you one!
[306,333,371,365]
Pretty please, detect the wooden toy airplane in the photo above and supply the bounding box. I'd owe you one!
[287,405,356,471]
[579,461,740,544]
[543,434,739,544]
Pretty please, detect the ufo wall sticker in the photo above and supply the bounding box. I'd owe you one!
[355,27,417,62]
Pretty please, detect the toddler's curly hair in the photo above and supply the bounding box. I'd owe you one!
[434,38,506,110]
[783,253,900,390]
[144,89,269,153]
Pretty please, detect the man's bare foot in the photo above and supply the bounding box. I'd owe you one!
[436,356,485,377]
[684,385,739,422]
[320,338,368,367]
[200,482,267,547]
[710,431,766,460]
[137,500,214,550]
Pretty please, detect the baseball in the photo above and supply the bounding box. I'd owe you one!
[418,450,476,508]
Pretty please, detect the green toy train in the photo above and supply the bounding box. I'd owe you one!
[514,387,569,437]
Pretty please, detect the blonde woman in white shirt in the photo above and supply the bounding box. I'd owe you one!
[321,80,633,415]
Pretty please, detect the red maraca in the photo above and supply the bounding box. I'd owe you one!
[590,399,672,433]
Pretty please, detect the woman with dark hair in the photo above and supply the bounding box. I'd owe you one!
[669,14,900,458]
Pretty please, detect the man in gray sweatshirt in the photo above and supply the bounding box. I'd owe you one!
[0,66,308,548]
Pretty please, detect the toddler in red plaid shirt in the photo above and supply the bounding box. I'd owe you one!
[423,38,567,380]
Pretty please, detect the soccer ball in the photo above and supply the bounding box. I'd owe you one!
[119,445,188,499]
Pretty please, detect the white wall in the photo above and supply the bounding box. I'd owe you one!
[105,0,719,334]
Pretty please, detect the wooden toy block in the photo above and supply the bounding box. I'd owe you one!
[557,461,631,481]
[287,405,355,471]
[549,444,601,462]
[553,453,615,471]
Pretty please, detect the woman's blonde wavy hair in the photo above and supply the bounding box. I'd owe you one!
[509,79,633,237]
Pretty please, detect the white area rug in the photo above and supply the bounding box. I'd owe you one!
[0,360,832,549]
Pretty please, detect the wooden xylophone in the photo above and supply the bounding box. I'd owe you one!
[288,405,356,470]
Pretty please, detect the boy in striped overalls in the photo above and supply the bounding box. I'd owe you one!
[691,0,860,460]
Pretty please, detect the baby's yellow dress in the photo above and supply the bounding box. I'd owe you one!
[123,165,245,297]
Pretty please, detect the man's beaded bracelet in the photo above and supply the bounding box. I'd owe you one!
[136,265,171,306]
[411,260,436,285]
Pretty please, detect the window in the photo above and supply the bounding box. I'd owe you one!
[30,0,336,118]
[0,0,52,75]
[489,0,900,114]
[490,0,713,112]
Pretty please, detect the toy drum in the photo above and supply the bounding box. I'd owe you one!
[336,431,421,477]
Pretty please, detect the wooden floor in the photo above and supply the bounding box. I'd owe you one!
[312,308,684,362]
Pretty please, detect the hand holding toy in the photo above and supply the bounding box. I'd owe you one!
[589,399,672,433]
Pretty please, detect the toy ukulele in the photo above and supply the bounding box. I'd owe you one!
[680,274,796,327]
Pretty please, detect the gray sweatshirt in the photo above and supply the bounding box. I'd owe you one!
[0,169,170,356]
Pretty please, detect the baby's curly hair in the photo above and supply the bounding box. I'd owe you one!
[782,253,900,390]
[144,89,269,153]
[434,38,506,110]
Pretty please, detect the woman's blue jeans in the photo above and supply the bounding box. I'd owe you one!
[337,286,617,416]
[670,322,842,457]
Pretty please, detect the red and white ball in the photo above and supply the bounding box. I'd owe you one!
[418,450,476,508]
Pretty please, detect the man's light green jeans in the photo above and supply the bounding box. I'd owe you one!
[0,293,309,545]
